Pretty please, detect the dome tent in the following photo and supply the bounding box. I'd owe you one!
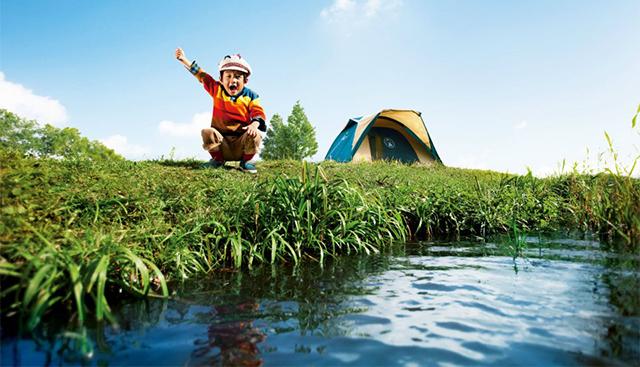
[325,109,442,164]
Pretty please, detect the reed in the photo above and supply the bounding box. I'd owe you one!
[241,162,406,264]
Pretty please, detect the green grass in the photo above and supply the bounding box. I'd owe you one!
[1,148,639,339]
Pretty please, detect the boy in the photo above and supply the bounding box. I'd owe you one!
[175,48,266,173]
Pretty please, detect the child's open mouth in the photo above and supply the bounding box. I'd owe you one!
[229,84,238,93]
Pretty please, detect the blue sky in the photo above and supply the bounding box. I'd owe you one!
[1,0,639,176]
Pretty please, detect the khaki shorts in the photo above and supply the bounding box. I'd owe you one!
[201,127,262,161]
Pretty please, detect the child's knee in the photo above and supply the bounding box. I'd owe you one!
[242,134,261,154]
[201,128,223,142]
[245,133,262,148]
[201,128,224,151]
[252,133,263,145]
[201,127,214,137]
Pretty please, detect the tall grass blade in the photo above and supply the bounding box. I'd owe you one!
[144,260,169,298]
[23,264,53,307]
[67,263,85,324]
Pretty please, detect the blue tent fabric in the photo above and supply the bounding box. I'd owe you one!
[325,120,358,162]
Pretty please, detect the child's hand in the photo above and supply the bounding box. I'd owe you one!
[175,48,192,69]
[175,48,187,62]
[243,121,260,137]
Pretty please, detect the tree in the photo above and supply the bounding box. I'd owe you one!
[0,109,122,161]
[261,101,318,160]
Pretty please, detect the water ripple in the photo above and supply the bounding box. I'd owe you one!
[4,237,638,366]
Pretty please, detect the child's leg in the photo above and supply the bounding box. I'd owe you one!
[220,137,237,161]
[239,131,262,162]
[201,128,224,161]
[222,136,243,161]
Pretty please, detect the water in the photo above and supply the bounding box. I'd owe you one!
[3,235,639,366]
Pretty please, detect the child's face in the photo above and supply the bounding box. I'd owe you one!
[220,70,247,96]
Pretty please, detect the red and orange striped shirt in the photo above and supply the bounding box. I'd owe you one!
[191,65,266,135]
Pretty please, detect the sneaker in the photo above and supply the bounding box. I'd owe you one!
[203,159,224,169]
[239,160,257,174]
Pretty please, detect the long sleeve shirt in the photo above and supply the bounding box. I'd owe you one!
[190,62,266,135]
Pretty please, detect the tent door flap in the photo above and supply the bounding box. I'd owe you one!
[368,127,419,163]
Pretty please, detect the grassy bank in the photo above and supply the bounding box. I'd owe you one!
[0,110,640,340]
[1,148,639,339]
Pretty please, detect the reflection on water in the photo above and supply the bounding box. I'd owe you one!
[2,235,639,366]
[191,301,265,366]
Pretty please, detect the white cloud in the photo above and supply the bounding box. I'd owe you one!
[0,71,68,126]
[320,0,402,22]
[514,120,528,129]
[100,134,150,159]
[321,0,356,20]
[158,112,210,137]
[364,0,387,17]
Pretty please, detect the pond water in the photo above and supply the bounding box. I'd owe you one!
[3,235,639,366]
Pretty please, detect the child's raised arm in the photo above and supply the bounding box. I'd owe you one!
[175,47,216,94]
[175,48,192,69]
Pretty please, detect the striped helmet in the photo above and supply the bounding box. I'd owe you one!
[218,54,252,76]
